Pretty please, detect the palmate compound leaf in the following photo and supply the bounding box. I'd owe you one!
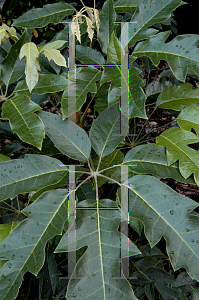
[125,175,199,281]
[0,154,68,201]
[132,31,199,82]
[55,199,140,300]
[89,103,128,160]
[37,111,91,162]
[177,104,199,136]
[2,94,45,149]
[123,143,196,184]
[127,0,183,48]
[61,67,102,119]
[156,83,199,110]
[12,2,75,29]
[19,42,40,92]
[0,189,69,300]
[156,127,199,185]
[100,64,147,119]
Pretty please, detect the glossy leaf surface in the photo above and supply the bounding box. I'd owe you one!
[0,189,69,300]
[37,111,91,162]
[133,31,199,82]
[13,2,75,28]
[0,154,68,201]
[2,95,45,149]
[156,128,199,185]
[55,199,140,300]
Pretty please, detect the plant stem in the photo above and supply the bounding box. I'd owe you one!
[48,98,62,116]
[134,106,157,143]
[89,154,95,171]
[80,83,103,127]
[136,119,176,144]
[53,92,62,104]
[6,31,18,43]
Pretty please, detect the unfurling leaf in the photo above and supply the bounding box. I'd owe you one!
[19,42,40,92]
[85,16,94,42]
[93,8,100,34]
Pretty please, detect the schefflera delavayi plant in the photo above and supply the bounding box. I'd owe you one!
[0,0,199,299]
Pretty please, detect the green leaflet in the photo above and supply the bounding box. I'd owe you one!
[107,31,125,64]
[0,30,30,86]
[37,111,91,162]
[19,42,40,92]
[156,127,199,185]
[2,94,45,149]
[132,31,199,82]
[0,189,69,300]
[97,0,117,53]
[0,154,11,162]
[127,175,199,281]
[177,104,199,136]
[100,65,147,119]
[156,83,199,110]
[127,0,183,48]
[13,2,75,28]
[55,199,140,300]
[0,222,20,269]
[89,103,128,159]
[14,74,68,96]
[113,0,141,15]
[0,154,68,201]
[123,143,196,184]
[76,45,105,65]
[61,67,102,119]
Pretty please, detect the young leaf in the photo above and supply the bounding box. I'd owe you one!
[85,16,94,42]
[13,2,75,28]
[177,104,199,136]
[156,83,199,110]
[123,143,196,184]
[93,8,100,34]
[37,111,91,162]
[0,189,69,300]
[107,31,125,64]
[128,0,183,48]
[41,48,66,67]
[97,0,116,53]
[2,95,45,149]
[156,127,199,185]
[38,40,67,52]
[132,31,199,82]
[55,199,140,300]
[127,175,199,281]
[0,155,68,201]
[61,67,101,119]
[19,42,40,92]
[89,103,128,159]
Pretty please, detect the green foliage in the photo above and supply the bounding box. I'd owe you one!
[0,0,199,299]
